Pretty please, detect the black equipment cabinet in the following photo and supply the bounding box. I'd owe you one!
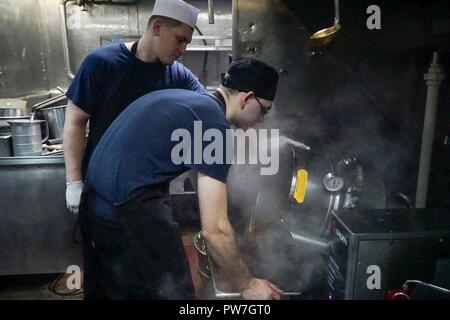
[328,208,450,300]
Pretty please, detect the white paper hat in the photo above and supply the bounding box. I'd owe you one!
[151,0,199,29]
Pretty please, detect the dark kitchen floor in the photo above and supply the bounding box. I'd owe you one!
[0,227,218,300]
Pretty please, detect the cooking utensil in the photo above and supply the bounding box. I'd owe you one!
[38,105,66,140]
[0,116,30,136]
[7,119,49,156]
[0,107,24,117]
[310,0,341,45]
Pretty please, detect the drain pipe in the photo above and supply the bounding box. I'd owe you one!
[59,0,75,80]
[415,52,446,208]
[208,0,215,24]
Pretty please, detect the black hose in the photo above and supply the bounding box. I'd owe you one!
[194,26,209,83]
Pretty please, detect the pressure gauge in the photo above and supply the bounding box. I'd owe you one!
[323,172,344,192]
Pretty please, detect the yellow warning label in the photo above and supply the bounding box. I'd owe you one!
[293,169,308,204]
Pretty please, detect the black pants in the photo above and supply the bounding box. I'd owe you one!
[78,186,195,300]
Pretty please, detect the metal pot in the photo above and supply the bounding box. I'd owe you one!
[229,137,386,245]
[7,119,49,156]
[38,105,66,140]
[0,116,30,136]
[0,107,25,117]
[226,136,386,293]
[227,138,333,241]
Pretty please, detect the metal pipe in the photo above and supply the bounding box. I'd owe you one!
[334,0,340,24]
[56,87,66,94]
[282,136,311,150]
[415,52,446,208]
[31,94,67,113]
[13,90,64,102]
[279,217,329,249]
[232,0,239,57]
[290,231,329,249]
[208,0,215,24]
[59,0,76,80]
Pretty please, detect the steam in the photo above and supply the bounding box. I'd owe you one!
[223,45,424,297]
[225,68,417,296]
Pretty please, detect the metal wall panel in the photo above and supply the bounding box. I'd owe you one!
[65,2,139,73]
[232,0,328,139]
[56,0,232,88]
[0,0,49,97]
[0,0,232,99]
[179,0,232,87]
[231,0,422,197]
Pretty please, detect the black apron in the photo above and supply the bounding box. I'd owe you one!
[78,184,195,300]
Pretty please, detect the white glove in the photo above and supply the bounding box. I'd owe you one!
[66,180,84,214]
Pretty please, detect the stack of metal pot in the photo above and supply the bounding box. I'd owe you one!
[0,101,28,157]
[0,91,67,157]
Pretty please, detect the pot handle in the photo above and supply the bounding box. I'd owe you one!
[41,120,49,143]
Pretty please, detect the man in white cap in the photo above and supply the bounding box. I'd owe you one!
[64,0,204,215]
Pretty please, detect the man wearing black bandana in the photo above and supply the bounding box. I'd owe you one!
[80,57,282,299]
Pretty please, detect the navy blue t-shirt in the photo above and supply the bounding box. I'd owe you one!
[66,42,206,176]
[85,89,231,221]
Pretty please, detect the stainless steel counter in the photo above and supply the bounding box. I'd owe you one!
[0,155,81,275]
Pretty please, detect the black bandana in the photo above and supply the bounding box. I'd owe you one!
[222,57,279,101]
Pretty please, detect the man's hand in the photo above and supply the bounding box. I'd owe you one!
[241,278,283,300]
[66,180,83,214]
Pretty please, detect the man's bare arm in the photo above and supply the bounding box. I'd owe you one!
[63,99,89,182]
[197,172,283,299]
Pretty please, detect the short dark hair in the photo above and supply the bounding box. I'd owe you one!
[148,15,183,30]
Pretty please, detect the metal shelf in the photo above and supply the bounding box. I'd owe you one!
[100,35,232,52]
[187,45,232,52]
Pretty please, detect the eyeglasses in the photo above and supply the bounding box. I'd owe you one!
[254,96,271,117]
